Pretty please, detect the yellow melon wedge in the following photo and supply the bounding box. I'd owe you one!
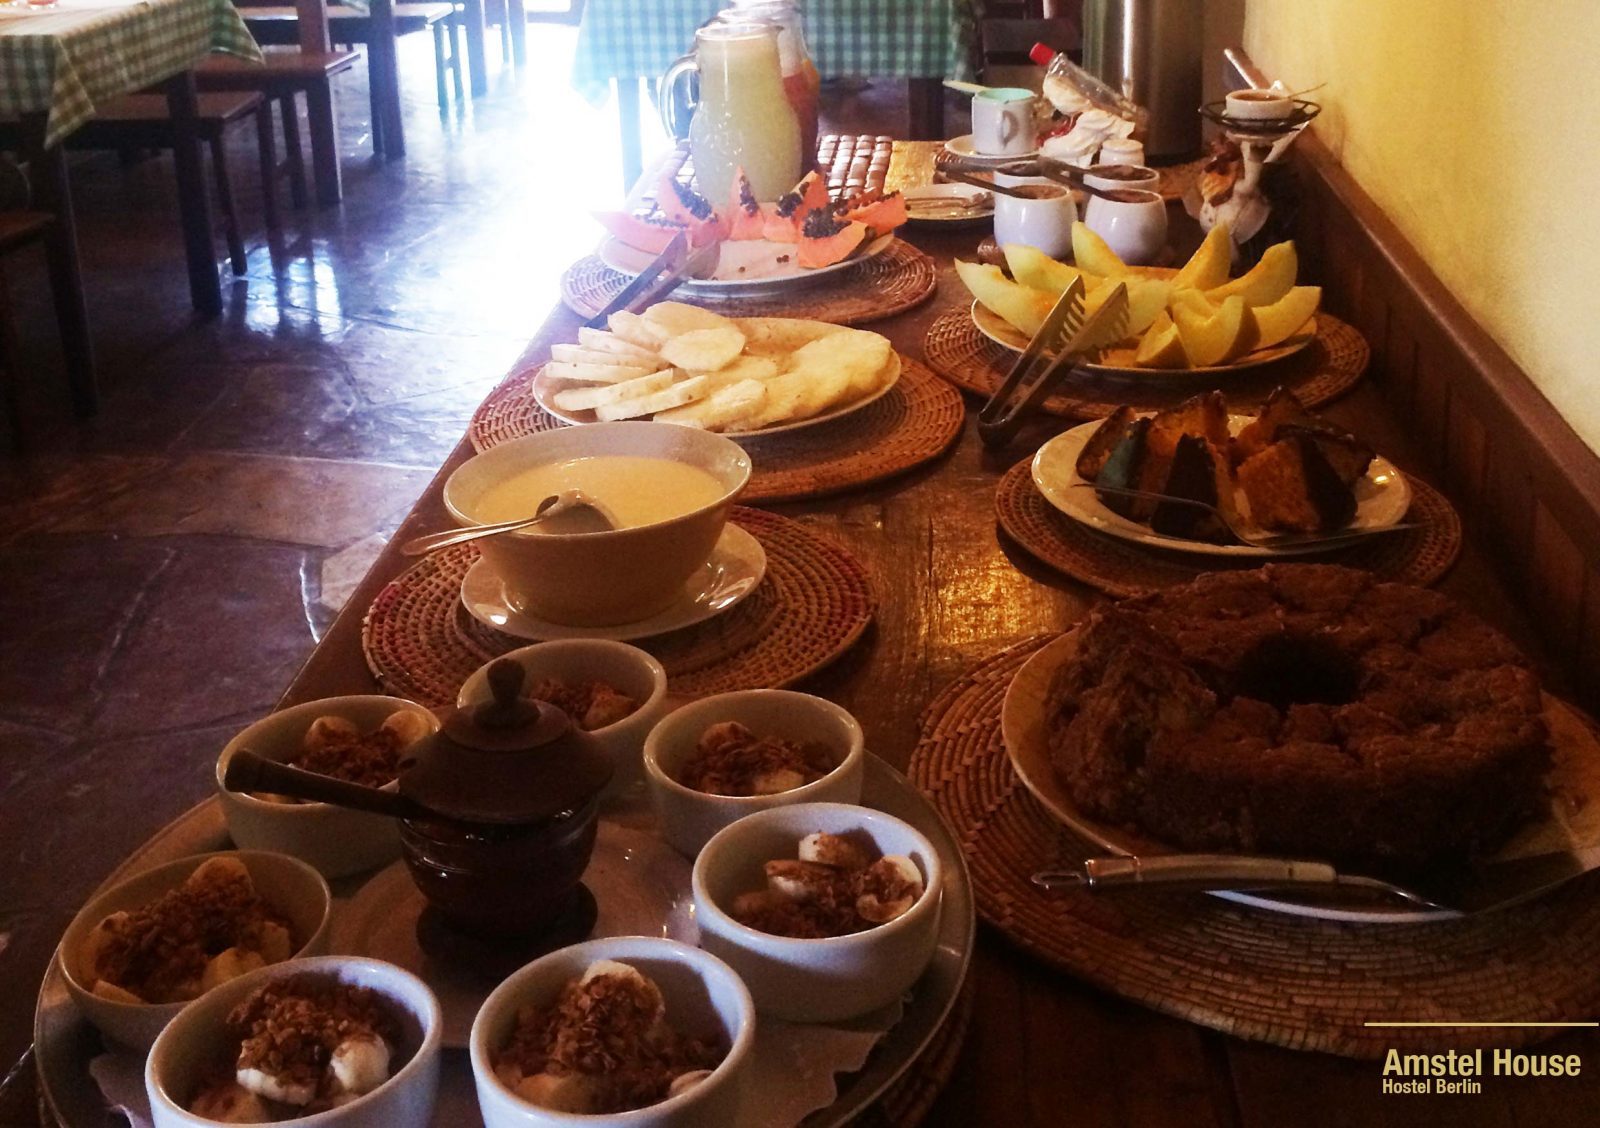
[1168,286,1216,317]
[1205,241,1298,308]
[1084,274,1172,340]
[1173,295,1248,367]
[1133,310,1189,368]
[1071,222,1128,277]
[954,259,1059,338]
[1001,244,1104,297]
[1172,223,1232,291]
[1246,285,1321,350]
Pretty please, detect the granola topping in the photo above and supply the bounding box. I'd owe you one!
[526,678,639,731]
[676,722,837,797]
[277,710,430,793]
[731,832,925,939]
[493,961,726,1115]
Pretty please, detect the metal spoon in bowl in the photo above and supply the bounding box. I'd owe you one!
[400,490,615,557]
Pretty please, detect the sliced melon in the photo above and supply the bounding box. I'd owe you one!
[1205,241,1298,308]
[1173,295,1248,367]
[954,259,1059,338]
[1172,223,1233,291]
[1133,310,1189,368]
[1070,222,1128,277]
[1246,285,1321,351]
[1001,244,1104,297]
[1083,275,1171,340]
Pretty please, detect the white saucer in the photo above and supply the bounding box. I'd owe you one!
[461,523,767,642]
[943,134,1039,165]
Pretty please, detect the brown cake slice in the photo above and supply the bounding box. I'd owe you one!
[1075,405,1138,481]
[1237,433,1358,532]
[1232,386,1319,464]
[1278,422,1375,486]
[1147,392,1230,459]
[1150,435,1230,541]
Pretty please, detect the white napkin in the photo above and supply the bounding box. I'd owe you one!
[89,1052,151,1128]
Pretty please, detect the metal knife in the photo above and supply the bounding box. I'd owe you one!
[585,231,716,328]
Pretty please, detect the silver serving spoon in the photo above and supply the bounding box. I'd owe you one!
[400,490,615,556]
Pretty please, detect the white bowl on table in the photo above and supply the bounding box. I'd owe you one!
[470,936,755,1128]
[691,802,943,1022]
[642,689,866,857]
[145,955,442,1128]
[1082,186,1168,265]
[1082,163,1160,195]
[216,696,440,879]
[458,640,669,794]
[58,850,332,1050]
[442,422,752,628]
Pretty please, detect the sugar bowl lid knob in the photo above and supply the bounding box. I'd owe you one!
[398,659,614,824]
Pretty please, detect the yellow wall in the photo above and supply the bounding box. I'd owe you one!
[1243,0,1600,452]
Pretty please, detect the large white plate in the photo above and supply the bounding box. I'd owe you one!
[598,232,893,294]
[461,523,767,641]
[36,757,976,1127]
[970,298,1318,376]
[1002,631,1600,924]
[1031,415,1413,558]
[533,350,901,442]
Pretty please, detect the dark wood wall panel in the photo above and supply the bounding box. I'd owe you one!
[1289,135,1600,710]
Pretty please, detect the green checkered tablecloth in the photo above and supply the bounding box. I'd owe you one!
[571,0,979,103]
[0,0,261,147]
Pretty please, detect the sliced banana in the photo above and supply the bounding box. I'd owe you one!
[191,1081,276,1123]
[330,1031,392,1095]
[855,855,924,924]
[303,714,361,750]
[201,946,266,992]
[237,1065,317,1107]
[381,708,433,747]
[764,859,839,902]
[515,1071,603,1114]
[255,920,293,964]
[580,959,666,1024]
[186,855,251,890]
[798,832,871,872]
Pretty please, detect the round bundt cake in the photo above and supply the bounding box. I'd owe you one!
[1047,564,1550,874]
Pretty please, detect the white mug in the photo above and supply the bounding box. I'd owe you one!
[993,183,1076,259]
[971,88,1038,156]
[1082,188,1167,265]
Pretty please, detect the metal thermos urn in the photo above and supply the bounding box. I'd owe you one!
[1081,0,1202,161]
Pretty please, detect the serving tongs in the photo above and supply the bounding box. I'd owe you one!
[977,278,1129,448]
[584,230,719,329]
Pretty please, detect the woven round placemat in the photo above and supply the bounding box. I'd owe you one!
[558,238,938,326]
[995,459,1463,597]
[467,357,966,506]
[924,308,1369,420]
[859,979,974,1128]
[361,508,874,707]
[907,639,1600,1059]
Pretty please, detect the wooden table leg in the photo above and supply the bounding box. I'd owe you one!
[162,71,222,315]
[908,77,945,140]
[461,0,488,96]
[616,76,642,194]
[371,0,406,157]
[505,0,525,67]
[20,113,98,415]
[302,84,342,205]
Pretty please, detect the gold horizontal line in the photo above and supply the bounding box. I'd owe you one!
[1362,1022,1599,1028]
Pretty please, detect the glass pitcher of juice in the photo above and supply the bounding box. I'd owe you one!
[660,22,803,205]
[721,1,820,168]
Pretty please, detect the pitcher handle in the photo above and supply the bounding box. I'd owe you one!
[659,53,699,140]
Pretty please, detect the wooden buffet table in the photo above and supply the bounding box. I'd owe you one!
[19,138,1600,1123]
[264,212,1600,1124]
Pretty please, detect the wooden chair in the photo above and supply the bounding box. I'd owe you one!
[0,212,72,441]
[195,49,361,206]
[48,92,277,276]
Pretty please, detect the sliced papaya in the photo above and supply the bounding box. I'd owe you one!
[797,208,868,269]
[840,189,908,233]
[762,170,831,243]
[725,166,765,241]
[594,211,689,255]
[656,174,729,245]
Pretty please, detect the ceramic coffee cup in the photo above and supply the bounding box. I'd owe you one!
[970,88,1038,157]
[1224,88,1294,121]
[992,182,1075,259]
[1082,187,1167,266]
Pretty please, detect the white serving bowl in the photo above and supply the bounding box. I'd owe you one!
[217,696,440,878]
[443,422,752,627]
[458,640,669,795]
[59,850,332,1050]
[470,936,755,1128]
[642,690,866,857]
[692,802,942,1023]
[145,955,442,1128]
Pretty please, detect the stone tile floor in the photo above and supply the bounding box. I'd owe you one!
[0,23,950,1078]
